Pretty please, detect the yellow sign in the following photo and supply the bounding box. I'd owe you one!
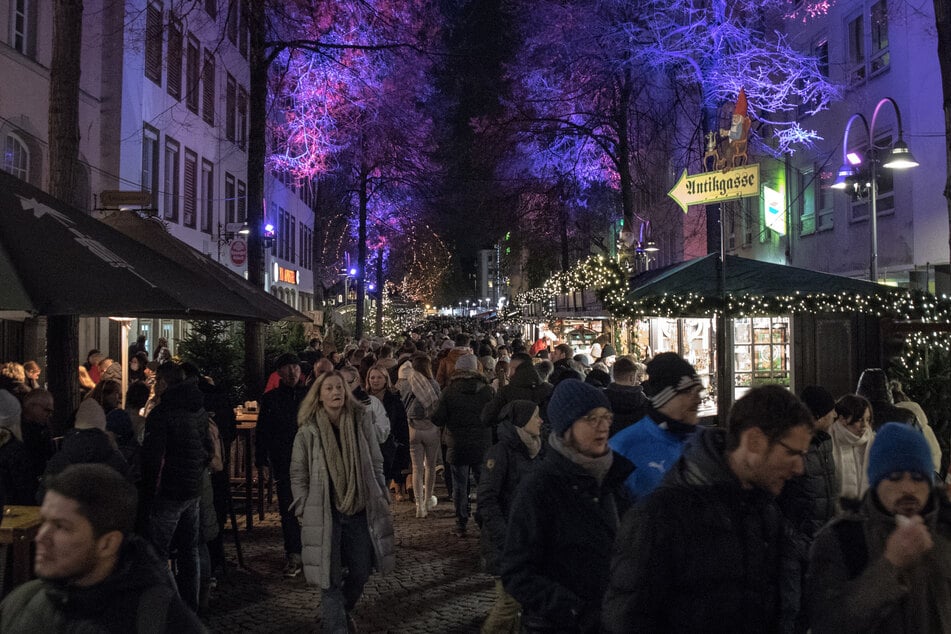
[667,164,760,213]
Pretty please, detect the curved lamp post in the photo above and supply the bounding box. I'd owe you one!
[831,97,919,282]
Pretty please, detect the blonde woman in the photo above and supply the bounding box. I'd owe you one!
[290,371,395,632]
[398,354,442,518]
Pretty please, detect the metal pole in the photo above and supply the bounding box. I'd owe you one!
[870,157,878,282]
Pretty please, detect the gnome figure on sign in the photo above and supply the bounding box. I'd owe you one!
[716,88,751,171]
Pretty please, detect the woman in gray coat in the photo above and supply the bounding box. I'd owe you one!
[290,371,396,632]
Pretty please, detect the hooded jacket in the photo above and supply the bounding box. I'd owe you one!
[806,488,951,633]
[603,428,785,633]
[432,371,494,465]
[141,381,209,501]
[481,361,553,426]
[0,535,205,633]
[256,381,309,476]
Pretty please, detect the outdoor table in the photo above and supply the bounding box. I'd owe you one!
[0,506,42,596]
[234,413,259,531]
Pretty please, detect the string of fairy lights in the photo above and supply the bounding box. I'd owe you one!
[515,254,951,379]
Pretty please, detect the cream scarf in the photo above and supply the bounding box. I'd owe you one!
[831,420,874,499]
[515,426,542,458]
[315,408,368,515]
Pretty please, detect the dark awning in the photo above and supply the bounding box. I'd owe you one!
[0,170,306,322]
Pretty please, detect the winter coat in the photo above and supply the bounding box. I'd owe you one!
[289,408,395,589]
[602,427,786,633]
[436,347,474,388]
[432,372,495,466]
[500,443,634,632]
[481,362,553,426]
[0,535,205,633]
[0,431,40,507]
[141,381,210,502]
[604,383,647,437]
[44,429,130,486]
[777,429,839,550]
[609,413,689,502]
[548,359,577,386]
[477,419,538,575]
[806,489,951,633]
[255,382,308,477]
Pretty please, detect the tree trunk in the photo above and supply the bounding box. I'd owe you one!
[936,0,951,268]
[355,166,368,341]
[244,0,267,398]
[375,252,384,336]
[47,0,84,431]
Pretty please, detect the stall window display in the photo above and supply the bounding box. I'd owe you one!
[733,317,789,388]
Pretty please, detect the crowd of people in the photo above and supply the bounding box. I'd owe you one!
[0,323,949,632]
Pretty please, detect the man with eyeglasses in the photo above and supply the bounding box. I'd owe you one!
[603,385,813,633]
[500,379,633,632]
[609,352,703,502]
[806,422,951,632]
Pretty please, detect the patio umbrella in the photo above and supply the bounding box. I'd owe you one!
[0,170,305,322]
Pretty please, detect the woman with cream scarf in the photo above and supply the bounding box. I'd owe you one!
[830,394,875,499]
[290,371,395,632]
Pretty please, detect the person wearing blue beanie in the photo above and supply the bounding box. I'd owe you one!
[500,378,633,631]
[807,421,951,632]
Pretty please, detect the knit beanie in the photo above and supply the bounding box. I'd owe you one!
[499,400,539,428]
[547,379,611,436]
[643,353,702,408]
[74,399,107,431]
[800,385,836,419]
[455,353,479,373]
[274,352,301,370]
[867,422,934,489]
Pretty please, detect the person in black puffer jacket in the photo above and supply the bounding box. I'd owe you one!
[433,354,495,536]
[141,362,210,613]
[777,385,840,634]
[479,400,543,633]
[42,399,131,499]
[481,353,553,433]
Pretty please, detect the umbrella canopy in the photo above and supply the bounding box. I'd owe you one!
[623,253,893,316]
[0,170,305,321]
[99,210,307,322]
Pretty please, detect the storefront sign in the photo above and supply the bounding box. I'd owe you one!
[277,266,299,285]
[667,164,760,213]
[229,239,247,266]
[763,186,786,235]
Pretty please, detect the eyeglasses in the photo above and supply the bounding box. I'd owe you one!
[885,471,930,483]
[776,438,809,459]
[580,413,613,428]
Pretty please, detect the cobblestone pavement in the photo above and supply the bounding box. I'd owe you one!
[202,487,495,633]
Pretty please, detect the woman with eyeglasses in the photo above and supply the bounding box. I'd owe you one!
[830,394,875,499]
[289,370,395,632]
[500,379,634,633]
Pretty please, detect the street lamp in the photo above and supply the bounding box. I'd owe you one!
[831,97,919,282]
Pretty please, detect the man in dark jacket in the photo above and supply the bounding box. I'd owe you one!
[777,385,839,633]
[481,353,553,430]
[255,352,308,577]
[604,357,647,437]
[478,400,543,633]
[501,380,634,633]
[433,353,495,536]
[141,362,210,612]
[603,385,813,633]
[547,343,577,385]
[807,423,951,633]
[0,464,205,632]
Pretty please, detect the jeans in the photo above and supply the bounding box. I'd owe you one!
[275,473,302,555]
[450,462,481,528]
[321,510,374,633]
[147,497,201,612]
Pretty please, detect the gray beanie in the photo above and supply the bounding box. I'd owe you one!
[547,379,611,436]
[74,399,107,431]
[455,353,480,373]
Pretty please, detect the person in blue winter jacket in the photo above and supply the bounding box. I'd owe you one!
[608,352,703,502]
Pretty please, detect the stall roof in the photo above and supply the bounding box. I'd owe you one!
[623,253,893,316]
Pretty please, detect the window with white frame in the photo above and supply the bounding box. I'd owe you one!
[186,35,200,114]
[846,2,889,87]
[164,137,180,222]
[225,172,236,223]
[2,133,29,180]
[201,159,213,233]
[11,0,37,57]
[142,126,159,206]
[183,148,197,228]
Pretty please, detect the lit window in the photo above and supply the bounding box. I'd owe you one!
[2,133,29,180]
